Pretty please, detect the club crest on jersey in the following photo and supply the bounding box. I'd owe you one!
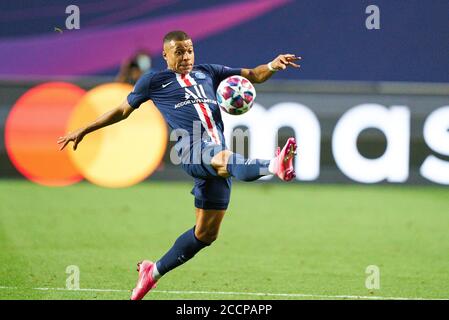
[194,72,206,79]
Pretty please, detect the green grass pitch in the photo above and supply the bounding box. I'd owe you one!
[0,180,448,300]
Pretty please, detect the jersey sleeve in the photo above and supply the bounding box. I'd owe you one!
[126,72,154,109]
[206,64,242,83]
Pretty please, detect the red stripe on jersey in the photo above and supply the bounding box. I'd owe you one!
[181,73,192,87]
[198,102,219,144]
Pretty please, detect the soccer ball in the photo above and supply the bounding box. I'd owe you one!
[216,75,256,115]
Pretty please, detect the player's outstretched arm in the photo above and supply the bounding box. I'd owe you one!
[57,100,135,151]
[241,54,301,84]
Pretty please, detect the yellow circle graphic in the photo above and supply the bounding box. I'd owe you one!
[66,83,167,188]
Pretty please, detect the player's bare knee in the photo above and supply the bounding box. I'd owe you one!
[211,150,233,178]
[211,154,225,168]
[195,228,219,244]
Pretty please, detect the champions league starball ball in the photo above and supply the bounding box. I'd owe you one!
[216,75,256,115]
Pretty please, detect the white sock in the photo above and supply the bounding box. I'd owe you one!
[268,158,276,174]
[152,263,161,281]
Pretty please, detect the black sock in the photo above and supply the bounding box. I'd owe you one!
[155,227,209,276]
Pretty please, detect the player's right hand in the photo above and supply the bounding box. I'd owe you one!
[57,128,85,151]
[270,54,301,71]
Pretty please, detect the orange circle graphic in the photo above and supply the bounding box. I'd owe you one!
[5,82,85,186]
[66,83,168,188]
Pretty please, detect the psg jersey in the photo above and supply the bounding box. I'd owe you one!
[127,64,241,151]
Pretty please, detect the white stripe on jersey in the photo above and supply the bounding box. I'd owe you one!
[175,73,197,87]
[193,103,221,145]
[176,72,219,144]
[186,73,197,86]
[201,103,221,145]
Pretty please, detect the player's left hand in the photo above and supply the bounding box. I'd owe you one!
[270,54,301,71]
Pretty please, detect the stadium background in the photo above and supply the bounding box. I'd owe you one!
[0,0,448,300]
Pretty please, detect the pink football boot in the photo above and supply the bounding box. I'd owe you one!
[272,137,297,181]
[130,260,158,300]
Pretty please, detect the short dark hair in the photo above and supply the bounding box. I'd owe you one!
[163,30,191,44]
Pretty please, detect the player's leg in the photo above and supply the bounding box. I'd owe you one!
[194,208,226,243]
[211,137,297,181]
[154,208,225,277]
[131,177,231,300]
[131,209,225,300]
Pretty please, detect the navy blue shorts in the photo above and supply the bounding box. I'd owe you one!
[181,143,232,210]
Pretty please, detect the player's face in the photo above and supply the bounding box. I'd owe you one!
[163,39,195,74]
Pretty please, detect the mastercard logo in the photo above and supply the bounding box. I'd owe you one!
[5,82,168,188]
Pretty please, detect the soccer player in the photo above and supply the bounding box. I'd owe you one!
[57,30,301,300]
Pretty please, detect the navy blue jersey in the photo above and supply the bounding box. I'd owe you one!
[127,64,241,152]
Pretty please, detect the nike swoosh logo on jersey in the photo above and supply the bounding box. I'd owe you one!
[162,81,173,88]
